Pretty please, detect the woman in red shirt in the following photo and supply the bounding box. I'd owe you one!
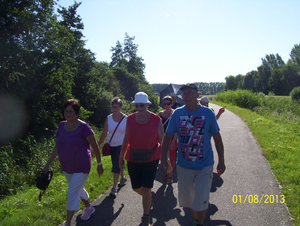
[119,92,164,226]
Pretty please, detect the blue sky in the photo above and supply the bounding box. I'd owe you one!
[56,0,300,84]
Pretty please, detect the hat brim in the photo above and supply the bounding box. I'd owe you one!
[132,101,151,104]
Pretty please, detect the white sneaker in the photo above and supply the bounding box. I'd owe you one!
[81,206,95,221]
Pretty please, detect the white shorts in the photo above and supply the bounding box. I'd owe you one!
[177,165,213,212]
[63,172,89,211]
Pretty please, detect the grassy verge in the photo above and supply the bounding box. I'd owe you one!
[212,101,300,225]
[0,129,128,226]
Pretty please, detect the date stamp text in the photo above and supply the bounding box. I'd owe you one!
[232,194,285,204]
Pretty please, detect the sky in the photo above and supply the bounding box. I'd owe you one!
[56,0,300,84]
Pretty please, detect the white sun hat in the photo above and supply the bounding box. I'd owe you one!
[132,92,151,104]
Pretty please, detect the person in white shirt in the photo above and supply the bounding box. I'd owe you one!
[98,97,127,198]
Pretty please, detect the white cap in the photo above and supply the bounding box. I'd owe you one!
[200,96,209,103]
[132,92,151,104]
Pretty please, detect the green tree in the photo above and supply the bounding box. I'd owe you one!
[257,54,285,94]
[225,75,237,90]
[268,68,284,95]
[110,40,124,68]
[242,71,256,91]
[110,33,153,106]
[0,0,77,138]
[289,43,300,70]
[281,60,300,95]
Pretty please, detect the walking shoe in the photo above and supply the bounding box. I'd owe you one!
[191,220,198,226]
[119,177,127,186]
[109,187,117,198]
[141,215,150,226]
[81,206,95,221]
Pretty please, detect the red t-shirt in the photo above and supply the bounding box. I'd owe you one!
[125,112,161,163]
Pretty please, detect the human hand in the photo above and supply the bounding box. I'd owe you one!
[160,158,171,175]
[97,165,104,177]
[219,106,226,115]
[119,156,124,169]
[167,160,173,173]
[43,163,50,173]
[170,141,176,150]
[217,162,226,176]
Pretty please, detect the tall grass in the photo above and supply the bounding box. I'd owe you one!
[0,135,60,199]
[0,127,126,226]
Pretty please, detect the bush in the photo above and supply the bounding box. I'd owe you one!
[0,136,60,199]
[290,87,300,101]
[215,90,261,110]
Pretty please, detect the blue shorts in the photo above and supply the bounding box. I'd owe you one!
[111,145,122,174]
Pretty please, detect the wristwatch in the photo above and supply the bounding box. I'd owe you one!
[97,162,103,166]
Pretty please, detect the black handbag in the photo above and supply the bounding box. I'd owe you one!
[35,170,53,201]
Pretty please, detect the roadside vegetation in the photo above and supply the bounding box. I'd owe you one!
[213,89,300,225]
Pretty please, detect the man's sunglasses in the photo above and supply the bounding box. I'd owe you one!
[135,104,145,108]
[164,103,171,106]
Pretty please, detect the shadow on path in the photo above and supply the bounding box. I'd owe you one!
[204,173,232,225]
[73,186,127,226]
[151,166,232,226]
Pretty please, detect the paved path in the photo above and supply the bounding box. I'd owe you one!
[60,104,293,226]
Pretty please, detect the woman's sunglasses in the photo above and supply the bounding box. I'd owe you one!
[164,102,171,106]
[135,104,145,108]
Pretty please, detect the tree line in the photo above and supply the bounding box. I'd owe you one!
[0,0,158,145]
[224,44,300,95]
[0,0,159,196]
[152,82,225,95]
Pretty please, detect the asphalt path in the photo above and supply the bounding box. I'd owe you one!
[60,104,293,226]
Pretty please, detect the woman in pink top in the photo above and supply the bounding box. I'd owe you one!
[119,92,164,226]
[43,99,104,226]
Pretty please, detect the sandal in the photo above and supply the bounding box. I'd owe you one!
[167,177,173,185]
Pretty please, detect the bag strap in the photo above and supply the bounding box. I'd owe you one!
[163,116,171,127]
[108,115,125,143]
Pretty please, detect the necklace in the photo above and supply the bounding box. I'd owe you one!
[112,113,123,122]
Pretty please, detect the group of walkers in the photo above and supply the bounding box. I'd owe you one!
[43,83,226,226]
